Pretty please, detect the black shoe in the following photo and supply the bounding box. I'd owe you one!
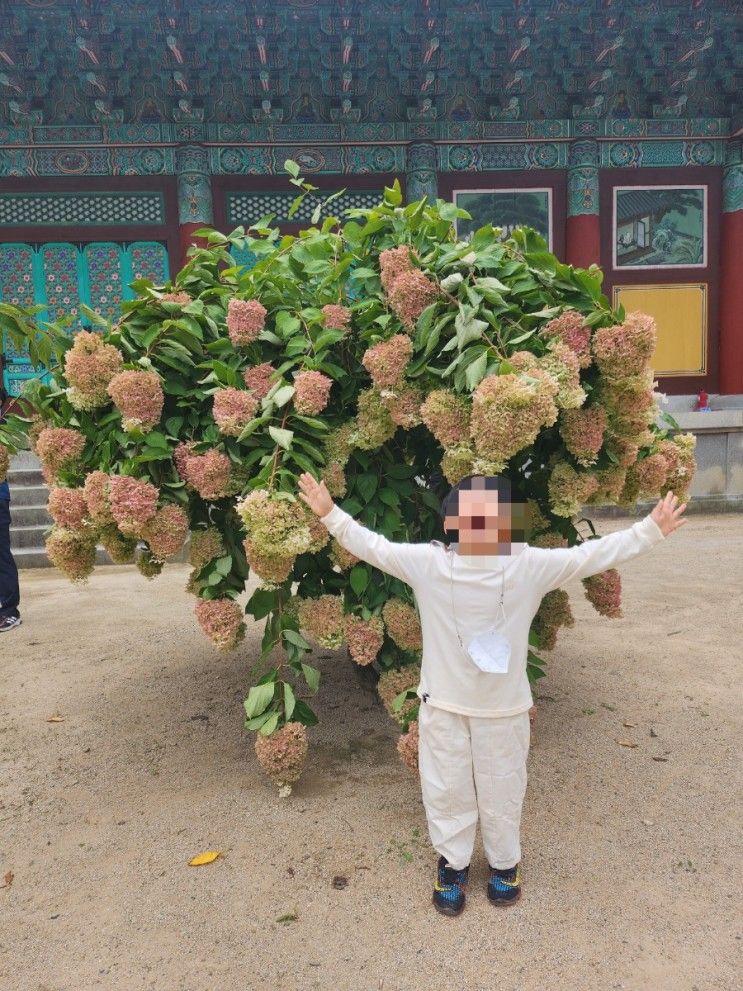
[432,855,469,916]
[487,862,522,905]
[0,615,21,633]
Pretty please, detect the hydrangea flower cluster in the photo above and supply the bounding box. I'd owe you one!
[195,597,245,651]
[397,720,419,772]
[242,542,297,584]
[387,269,440,331]
[377,664,421,725]
[136,548,164,579]
[321,461,347,499]
[379,245,416,294]
[323,421,356,467]
[254,721,309,796]
[592,314,657,379]
[63,330,123,410]
[237,489,312,581]
[227,298,267,346]
[582,569,623,618]
[160,291,191,305]
[534,588,575,651]
[540,310,592,368]
[0,444,10,484]
[36,427,86,481]
[381,598,422,652]
[321,304,352,331]
[45,527,97,583]
[383,383,423,429]
[351,388,397,450]
[47,487,89,530]
[329,538,359,571]
[471,372,558,466]
[189,527,226,569]
[420,390,471,447]
[538,341,586,410]
[99,525,137,565]
[361,335,412,388]
[293,370,332,415]
[212,387,259,437]
[548,462,600,517]
[343,613,384,666]
[559,406,607,466]
[658,433,696,503]
[83,470,114,525]
[176,446,235,500]
[141,504,189,560]
[297,594,345,649]
[243,362,276,398]
[107,370,164,433]
[108,475,159,536]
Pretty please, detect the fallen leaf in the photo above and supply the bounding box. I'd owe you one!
[276,910,297,923]
[618,739,638,748]
[332,875,348,889]
[46,716,65,723]
[1,871,13,888]
[188,850,222,866]
[652,756,669,762]
[623,721,637,728]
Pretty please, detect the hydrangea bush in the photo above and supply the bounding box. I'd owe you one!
[0,169,696,794]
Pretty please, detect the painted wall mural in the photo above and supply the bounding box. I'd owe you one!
[454,188,552,248]
[613,186,706,268]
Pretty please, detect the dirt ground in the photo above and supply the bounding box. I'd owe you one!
[1,514,741,991]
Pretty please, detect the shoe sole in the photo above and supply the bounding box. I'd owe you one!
[0,619,22,632]
[487,889,521,906]
[432,894,465,917]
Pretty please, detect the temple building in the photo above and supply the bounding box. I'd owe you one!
[0,0,742,412]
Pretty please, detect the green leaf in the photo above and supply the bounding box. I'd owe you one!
[273,384,295,407]
[455,305,488,350]
[301,663,321,693]
[283,682,296,720]
[465,352,488,390]
[284,159,300,178]
[291,698,319,727]
[244,682,276,719]
[269,425,294,450]
[276,311,301,337]
[356,473,378,502]
[349,565,370,596]
[283,629,311,650]
[259,710,280,736]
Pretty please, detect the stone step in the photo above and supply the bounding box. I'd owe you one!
[9,505,51,527]
[10,524,49,550]
[6,485,49,508]
[6,468,45,487]
[12,546,114,569]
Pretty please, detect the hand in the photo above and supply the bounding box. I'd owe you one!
[298,472,334,518]
[650,491,688,537]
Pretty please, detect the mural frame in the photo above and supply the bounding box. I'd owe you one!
[612,184,707,270]
[452,187,554,251]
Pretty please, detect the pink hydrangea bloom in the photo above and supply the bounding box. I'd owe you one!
[82,470,114,525]
[47,487,89,530]
[361,335,412,388]
[254,721,309,794]
[108,475,159,536]
[534,588,574,650]
[397,720,419,772]
[626,453,669,497]
[195,597,245,651]
[382,598,422,651]
[343,614,384,667]
[243,362,276,399]
[321,461,347,499]
[142,503,189,560]
[540,310,592,368]
[293,370,333,415]
[45,527,97,583]
[329,538,359,571]
[377,665,421,724]
[548,462,600,517]
[559,406,607,466]
[420,389,471,447]
[242,538,296,583]
[160,292,191,304]
[36,427,86,481]
[592,313,657,379]
[379,245,415,294]
[99,525,137,565]
[107,370,164,433]
[321,304,352,331]
[470,373,558,465]
[212,387,259,437]
[384,383,423,429]
[0,444,8,484]
[180,449,234,501]
[298,594,345,649]
[227,298,267,347]
[189,528,226,569]
[387,269,440,331]
[63,330,123,409]
[583,569,623,618]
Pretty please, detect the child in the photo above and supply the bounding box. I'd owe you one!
[298,471,687,916]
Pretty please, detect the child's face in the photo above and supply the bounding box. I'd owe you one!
[444,489,528,554]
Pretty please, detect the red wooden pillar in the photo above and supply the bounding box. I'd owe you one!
[178,222,209,269]
[719,146,743,394]
[175,145,213,272]
[565,140,601,268]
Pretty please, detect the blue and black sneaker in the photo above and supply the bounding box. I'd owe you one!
[432,855,469,916]
[487,862,522,905]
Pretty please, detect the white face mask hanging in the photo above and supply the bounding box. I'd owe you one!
[449,552,512,674]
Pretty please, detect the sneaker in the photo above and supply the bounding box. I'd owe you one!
[432,855,469,916]
[487,862,522,905]
[0,615,22,633]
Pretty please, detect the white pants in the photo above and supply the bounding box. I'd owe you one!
[417,702,531,871]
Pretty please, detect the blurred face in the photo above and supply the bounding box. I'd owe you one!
[444,486,528,555]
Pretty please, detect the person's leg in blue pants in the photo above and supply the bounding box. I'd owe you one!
[0,498,21,626]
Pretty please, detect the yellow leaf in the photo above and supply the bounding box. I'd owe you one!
[618,739,639,748]
[623,721,637,728]
[188,850,222,866]
[46,716,65,722]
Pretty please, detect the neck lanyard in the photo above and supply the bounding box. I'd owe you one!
[448,549,506,651]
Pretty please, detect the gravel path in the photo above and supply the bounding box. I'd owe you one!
[1,514,741,990]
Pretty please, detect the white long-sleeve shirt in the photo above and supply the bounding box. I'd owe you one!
[319,504,666,718]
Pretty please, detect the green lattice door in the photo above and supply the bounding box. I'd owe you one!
[0,241,169,398]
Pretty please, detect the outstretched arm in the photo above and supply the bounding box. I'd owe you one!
[297,472,429,587]
[528,492,688,594]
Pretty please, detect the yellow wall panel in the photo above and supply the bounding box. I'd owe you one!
[612,283,707,376]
